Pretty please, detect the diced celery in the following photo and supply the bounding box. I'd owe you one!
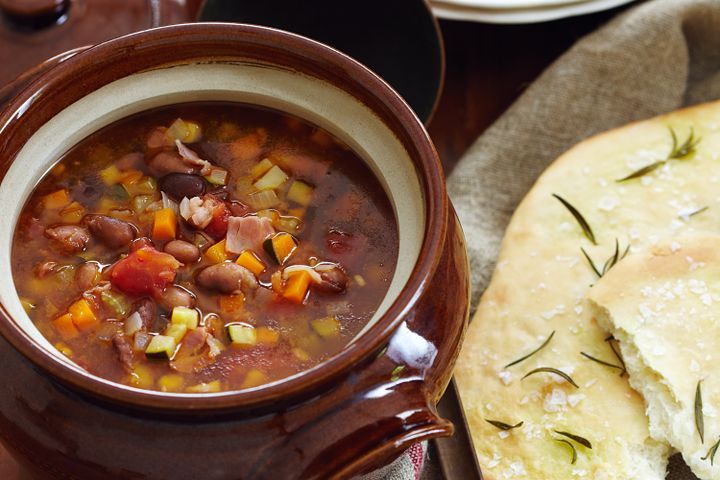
[132,194,155,213]
[311,316,340,338]
[247,189,280,210]
[251,158,274,179]
[204,167,229,186]
[253,165,288,190]
[124,176,157,196]
[186,380,221,393]
[228,324,257,346]
[145,335,177,359]
[54,265,76,285]
[101,290,129,317]
[171,307,199,329]
[165,323,188,343]
[287,180,314,206]
[167,118,202,143]
[107,184,129,201]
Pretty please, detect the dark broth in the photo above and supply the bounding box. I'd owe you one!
[12,102,398,393]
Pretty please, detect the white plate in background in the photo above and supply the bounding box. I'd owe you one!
[430,0,636,23]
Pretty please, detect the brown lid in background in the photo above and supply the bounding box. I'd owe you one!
[0,0,202,90]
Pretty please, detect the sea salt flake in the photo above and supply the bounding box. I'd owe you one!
[543,388,568,413]
[568,393,586,407]
[597,196,620,211]
[498,371,513,385]
[498,431,510,439]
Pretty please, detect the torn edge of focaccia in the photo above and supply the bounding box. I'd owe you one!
[587,234,720,480]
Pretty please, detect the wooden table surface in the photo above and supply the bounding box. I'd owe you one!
[0,4,634,478]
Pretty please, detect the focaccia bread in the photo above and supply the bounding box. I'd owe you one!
[588,235,720,480]
[455,100,720,479]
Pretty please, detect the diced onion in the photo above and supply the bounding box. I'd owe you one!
[161,191,179,215]
[125,312,144,335]
[314,262,340,272]
[133,332,151,351]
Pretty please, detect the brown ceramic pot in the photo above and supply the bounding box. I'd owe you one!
[0,23,469,479]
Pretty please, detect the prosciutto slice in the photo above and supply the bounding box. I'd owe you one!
[175,140,212,175]
[225,216,274,254]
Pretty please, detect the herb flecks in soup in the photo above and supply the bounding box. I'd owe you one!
[12,103,398,393]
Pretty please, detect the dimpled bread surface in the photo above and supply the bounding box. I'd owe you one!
[588,234,720,480]
[455,100,720,479]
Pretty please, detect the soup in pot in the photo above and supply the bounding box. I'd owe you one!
[12,103,398,393]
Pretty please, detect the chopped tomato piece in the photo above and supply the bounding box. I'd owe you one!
[110,245,181,296]
[204,202,230,240]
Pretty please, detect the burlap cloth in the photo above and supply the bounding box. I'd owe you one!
[446,0,720,478]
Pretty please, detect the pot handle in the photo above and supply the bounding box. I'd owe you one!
[291,376,453,479]
[0,45,91,107]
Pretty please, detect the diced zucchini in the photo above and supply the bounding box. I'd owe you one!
[287,180,314,206]
[171,306,199,329]
[186,380,221,393]
[165,323,188,343]
[263,232,299,265]
[253,165,288,190]
[311,316,340,338]
[145,335,177,359]
[228,324,257,346]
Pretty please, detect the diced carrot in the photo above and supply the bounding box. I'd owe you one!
[43,189,71,209]
[68,299,99,332]
[230,131,265,162]
[219,293,245,313]
[204,239,228,264]
[236,250,265,276]
[271,233,298,265]
[271,271,283,294]
[52,313,79,340]
[256,326,279,344]
[119,169,144,186]
[60,202,86,224]
[283,270,311,304]
[152,208,177,241]
[287,208,306,220]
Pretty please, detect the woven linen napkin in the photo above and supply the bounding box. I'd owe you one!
[447,0,720,478]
